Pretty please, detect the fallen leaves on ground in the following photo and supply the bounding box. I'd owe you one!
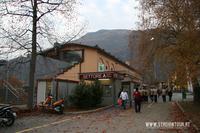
[169,102,197,133]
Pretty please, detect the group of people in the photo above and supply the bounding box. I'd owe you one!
[118,87,173,113]
[141,87,173,103]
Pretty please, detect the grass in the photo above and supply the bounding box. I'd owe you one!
[179,101,200,129]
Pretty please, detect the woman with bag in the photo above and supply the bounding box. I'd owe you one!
[120,89,129,109]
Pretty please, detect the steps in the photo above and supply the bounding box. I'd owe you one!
[0,80,27,105]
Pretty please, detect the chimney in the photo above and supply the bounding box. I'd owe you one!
[54,42,61,48]
[125,61,130,66]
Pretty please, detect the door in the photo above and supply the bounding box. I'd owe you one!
[37,81,46,105]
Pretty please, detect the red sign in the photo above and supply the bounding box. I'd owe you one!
[79,72,124,80]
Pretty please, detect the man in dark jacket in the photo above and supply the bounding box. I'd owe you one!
[133,88,142,113]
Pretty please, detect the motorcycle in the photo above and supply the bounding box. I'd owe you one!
[52,98,65,114]
[0,105,16,127]
[39,96,64,114]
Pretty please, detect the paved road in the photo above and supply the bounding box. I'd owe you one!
[0,93,191,133]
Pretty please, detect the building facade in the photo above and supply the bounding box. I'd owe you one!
[37,43,142,106]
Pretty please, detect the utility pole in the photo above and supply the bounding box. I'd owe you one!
[5,55,9,103]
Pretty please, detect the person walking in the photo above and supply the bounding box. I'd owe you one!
[120,89,129,109]
[168,89,173,101]
[157,88,161,98]
[153,87,158,103]
[133,88,142,113]
[144,90,148,102]
[149,88,154,102]
[140,89,145,102]
[162,88,167,102]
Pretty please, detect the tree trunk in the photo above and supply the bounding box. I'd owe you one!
[28,0,37,109]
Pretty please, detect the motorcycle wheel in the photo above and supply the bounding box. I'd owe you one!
[4,111,15,127]
[59,106,64,114]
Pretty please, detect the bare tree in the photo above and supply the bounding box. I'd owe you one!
[0,0,84,109]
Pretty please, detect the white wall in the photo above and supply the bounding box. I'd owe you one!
[37,81,46,105]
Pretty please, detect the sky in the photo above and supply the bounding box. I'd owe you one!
[0,0,140,59]
[78,0,140,32]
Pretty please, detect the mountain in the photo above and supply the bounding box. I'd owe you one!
[0,55,71,86]
[73,29,132,61]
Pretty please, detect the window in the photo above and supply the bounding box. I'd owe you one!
[111,63,115,71]
[105,61,110,71]
[62,50,83,63]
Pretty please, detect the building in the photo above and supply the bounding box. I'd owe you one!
[37,43,142,106]
[0,55,73,104]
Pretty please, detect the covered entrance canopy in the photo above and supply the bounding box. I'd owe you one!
[79,71,124,106]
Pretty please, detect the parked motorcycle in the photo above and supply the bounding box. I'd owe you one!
[0,105,16,127]
[52,99,64,114]
[39,96,64,114]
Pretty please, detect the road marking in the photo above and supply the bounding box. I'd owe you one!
[16,118,71,133]
[147,102,154,108]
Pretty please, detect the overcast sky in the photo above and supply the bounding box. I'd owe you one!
[78,0,140,32]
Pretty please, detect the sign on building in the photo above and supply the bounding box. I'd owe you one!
[79,71,124,80]
[98,63,105,72]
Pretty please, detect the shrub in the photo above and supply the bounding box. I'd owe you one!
[69,80,103,107]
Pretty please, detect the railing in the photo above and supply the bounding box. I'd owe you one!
[2,80,27,104]
[3,80,19,99]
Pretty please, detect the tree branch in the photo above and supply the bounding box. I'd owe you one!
[1,28,31,53]
[3,2,32,17]
[37,4,61,21]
